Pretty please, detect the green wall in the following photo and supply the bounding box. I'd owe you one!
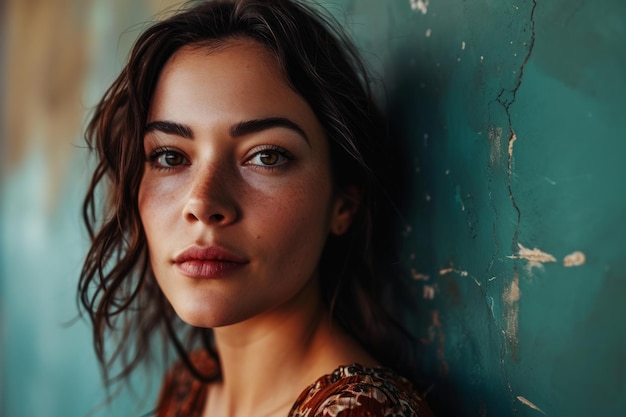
[326,0,626,416]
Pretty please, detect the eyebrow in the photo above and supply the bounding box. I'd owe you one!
[230,117,309,145]
[144,117,309,145]
[145,120,193,139]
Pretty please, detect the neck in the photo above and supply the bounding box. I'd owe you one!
[206,277,374,417]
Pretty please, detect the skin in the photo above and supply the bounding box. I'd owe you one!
[138,40,375,417]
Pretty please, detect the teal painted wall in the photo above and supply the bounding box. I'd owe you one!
[325,0,626,416]
[1,1,624,416]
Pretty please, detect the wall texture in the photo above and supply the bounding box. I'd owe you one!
[328,0,626,416]
[1,1,624,416]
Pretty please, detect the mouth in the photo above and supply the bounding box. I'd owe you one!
[173,246,249,279]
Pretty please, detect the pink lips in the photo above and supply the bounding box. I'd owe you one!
[173,246,248,279]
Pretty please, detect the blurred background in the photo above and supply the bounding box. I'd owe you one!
[1,1,182,415]
[2,0,625,416]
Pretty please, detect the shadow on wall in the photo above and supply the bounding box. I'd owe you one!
[385,50,526,417]
[384,44,473,417]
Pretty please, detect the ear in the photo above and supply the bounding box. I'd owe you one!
[330,185,363,236]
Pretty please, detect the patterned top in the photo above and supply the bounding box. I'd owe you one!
[155,352,433,417]
[289,363,433,417]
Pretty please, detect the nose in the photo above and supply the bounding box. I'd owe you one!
[182,163,239,225]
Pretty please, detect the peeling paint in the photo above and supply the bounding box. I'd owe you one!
[504,274,520,304]
[440,267,481,287]
[454,185,466,211]
[496,0,537,253]
[507,129,517,173]
[489,125,503,166]
[503,271,520,360]
[425,28,432,37]
[439,267,468,277]
[461,41,466,50]
[420,310,449,375]
[516,396,546,415]
[563,251,586,267]
[411,269,430,281]
[423,284,436,299]
[409,0,430,14]
[508,243,557,271]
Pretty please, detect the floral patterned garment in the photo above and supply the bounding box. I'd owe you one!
[289,363,432,417]
[155,353,433,417]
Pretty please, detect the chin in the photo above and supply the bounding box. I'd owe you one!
[170,300,251,329]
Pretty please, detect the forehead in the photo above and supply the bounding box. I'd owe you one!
[156,39,286,100]
[148,40,321,132]
[166,39,282,80]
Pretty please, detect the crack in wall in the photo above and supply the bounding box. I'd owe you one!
[491,3,538,415]
[495,0,537,251]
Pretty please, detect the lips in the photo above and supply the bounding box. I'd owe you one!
[173,246,248,279]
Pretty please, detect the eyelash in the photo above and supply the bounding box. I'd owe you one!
[145,145,295,172]
[146,147,188,171]
[245,145,295,170]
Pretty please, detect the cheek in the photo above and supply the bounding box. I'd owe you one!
[138,178,180,244]
[250,178,334,257]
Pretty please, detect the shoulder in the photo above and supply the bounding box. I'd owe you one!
[155,350,218,417]
[289,364,433,417]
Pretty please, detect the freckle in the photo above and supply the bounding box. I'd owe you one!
[256,235,261,239]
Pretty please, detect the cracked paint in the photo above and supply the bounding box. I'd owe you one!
[495,0,537,249]
[332,1,620,416]
[507,128,521,246]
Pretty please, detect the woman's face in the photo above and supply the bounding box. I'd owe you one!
[138,40,353,328]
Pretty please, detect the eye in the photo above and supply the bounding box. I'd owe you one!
[246,146,293,168]
[147,147,189,169]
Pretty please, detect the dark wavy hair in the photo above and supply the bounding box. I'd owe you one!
[80,0,414,389]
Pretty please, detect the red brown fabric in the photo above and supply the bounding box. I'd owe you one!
[156,355,432,417]
[288,363,432,417]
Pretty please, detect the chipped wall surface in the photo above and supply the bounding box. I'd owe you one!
[328,0,626,416]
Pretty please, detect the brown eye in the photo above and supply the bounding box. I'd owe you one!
[247,146,293,169]
[259,151,279,166]
[160,152,185,167]
[148,148,188,169]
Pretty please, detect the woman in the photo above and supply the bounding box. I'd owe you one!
[79,0,433,416]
